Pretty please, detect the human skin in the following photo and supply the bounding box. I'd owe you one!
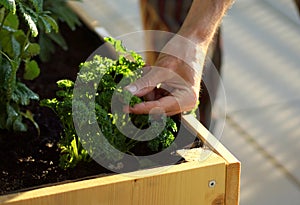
[125,0,234,116]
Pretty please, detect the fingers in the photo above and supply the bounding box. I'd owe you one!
[127,89,198,116]
[143,87,172,101]
[124,66,168,97]
[123,60,200,116]
[127,96,181,116]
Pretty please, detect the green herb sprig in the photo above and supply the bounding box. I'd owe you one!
[41,37,177,169]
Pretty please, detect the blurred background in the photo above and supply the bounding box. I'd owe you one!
[68,0,300,204]
[218,0,300,204]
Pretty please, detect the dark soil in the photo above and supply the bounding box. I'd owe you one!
[0,22,111,195]
[0,22,198,196]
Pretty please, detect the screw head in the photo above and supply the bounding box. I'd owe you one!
[208,180,216,188]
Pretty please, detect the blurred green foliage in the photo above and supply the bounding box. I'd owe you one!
[0,0,80,132]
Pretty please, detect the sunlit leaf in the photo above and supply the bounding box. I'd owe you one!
[0,0,16,14]
[18,2,38,37]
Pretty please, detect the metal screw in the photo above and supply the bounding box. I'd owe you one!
[208,180,216,188]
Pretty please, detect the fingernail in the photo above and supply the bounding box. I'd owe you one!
[126,85,137,94]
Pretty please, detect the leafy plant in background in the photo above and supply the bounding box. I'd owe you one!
[39,0,81,62]
[41,38,177,169]
[0,0,80,132]
[0,0,56,131]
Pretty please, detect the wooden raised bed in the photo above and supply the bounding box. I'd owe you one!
[0,114,240,205]
[0,2,240,203]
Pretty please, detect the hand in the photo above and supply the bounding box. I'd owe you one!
[125,36,206,116]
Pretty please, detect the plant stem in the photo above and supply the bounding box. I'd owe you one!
[21,111,40,137]
[0,50,11,61]
[125,125,146,151]
[6,28,27,101]
[6,60,18,102]
[3,29,31,101]
[125,116,151,148]
[20,30,31,58]
[0,50,15,103]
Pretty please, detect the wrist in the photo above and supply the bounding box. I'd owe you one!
[159,34,205,75]
[176,29,210,54]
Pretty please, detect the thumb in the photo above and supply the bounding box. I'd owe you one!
[125,67,162,97]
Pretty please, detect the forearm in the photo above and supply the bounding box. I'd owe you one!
[126,0,234,115]
[178,0,234,49]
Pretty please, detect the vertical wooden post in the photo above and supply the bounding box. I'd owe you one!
[181,114,241,205]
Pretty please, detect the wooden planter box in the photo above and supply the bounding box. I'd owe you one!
[0,115,240,205]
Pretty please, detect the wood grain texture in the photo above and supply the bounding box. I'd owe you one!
[0,154,226,205]
[181,114,241,205]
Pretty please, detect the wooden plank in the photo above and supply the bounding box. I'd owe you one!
[0,153,226,205]
[181,114,238,164]
[181,114,241,205]
[225,162,241,205]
